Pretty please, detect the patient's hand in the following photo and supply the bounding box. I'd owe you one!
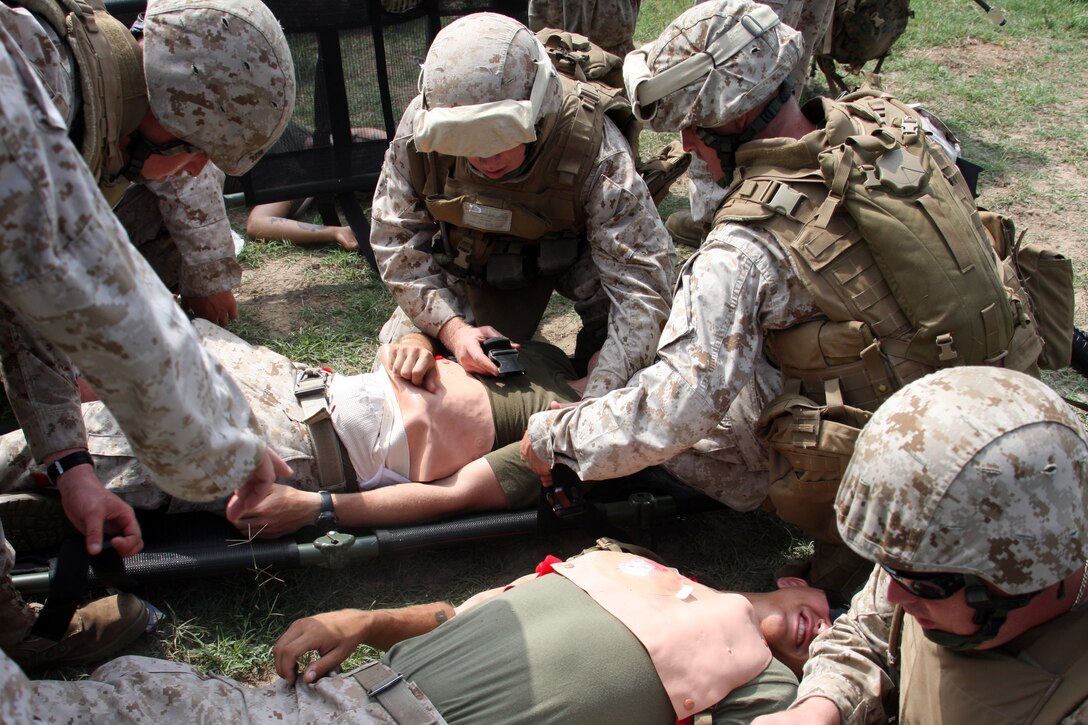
[380,342,438,392]
[226,483,320,538]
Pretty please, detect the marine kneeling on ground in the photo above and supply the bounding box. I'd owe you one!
[522,0,1062,593]
[0,322,585,543]
[1,543,849,723]
[753,367,1088,724]
[371,12,675,400]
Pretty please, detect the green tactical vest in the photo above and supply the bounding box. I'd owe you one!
[17,0,148,187]
[406,74,607,290]
[717,90,1040,413]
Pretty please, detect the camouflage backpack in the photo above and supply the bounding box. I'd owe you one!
[826,0,912,67]
[816,0,913,93]
[536,28,690,204]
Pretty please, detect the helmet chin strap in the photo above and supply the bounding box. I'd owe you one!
[695,80,793,185]
[922,575,1040,650]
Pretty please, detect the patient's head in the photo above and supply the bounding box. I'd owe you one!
[741,578,849,675]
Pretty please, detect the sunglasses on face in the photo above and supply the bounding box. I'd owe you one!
[881,563,967,600]
[121,131,200,181]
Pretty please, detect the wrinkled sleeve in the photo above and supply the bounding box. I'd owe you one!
[370,96,467,338]
[145,162,242,298]
[579,120,674,397]
[527,225,806,480]
[793,568,899,725]
[0,33,264,502]
[0,310,84,460]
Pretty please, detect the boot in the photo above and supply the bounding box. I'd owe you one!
[4,593,149,670]
[665,210,709,249]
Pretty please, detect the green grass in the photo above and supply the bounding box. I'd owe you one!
[32,0,1088,687]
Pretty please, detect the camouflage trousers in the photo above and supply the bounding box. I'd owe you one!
[761,0,835,90]
[0,651,446,724]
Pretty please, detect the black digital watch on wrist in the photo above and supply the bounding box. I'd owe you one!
[45,450,95,485]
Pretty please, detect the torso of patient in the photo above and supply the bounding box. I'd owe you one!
[389,358,496,481]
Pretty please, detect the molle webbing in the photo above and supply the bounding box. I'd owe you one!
[719,91,1020,411]
[18,0,148,181]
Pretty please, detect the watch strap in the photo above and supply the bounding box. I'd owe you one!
[45,450,95,485]
[316,489,338,530]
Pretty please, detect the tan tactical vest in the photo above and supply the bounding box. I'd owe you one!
[18,0,148,184]
[407,74,607,290]
[740,92,1043,543]
[895,605,1088,724]
[718,92,1040,413]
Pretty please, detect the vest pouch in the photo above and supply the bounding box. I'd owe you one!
[757,390,871,543]
[766,320,899,411]
[1012,242,1074,369]
[536,231,581,277]
[486,238,535,290]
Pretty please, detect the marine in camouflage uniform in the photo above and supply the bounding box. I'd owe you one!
[0,0,294,669]
[524,1,811,513]
[761,367,1088,725]
[527,0,642,56]
[371,13,674,399]
[524,0,1040,575]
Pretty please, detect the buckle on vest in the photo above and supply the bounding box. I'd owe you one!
[763,181,806,219]
[936,333,958,363]
[902,115,919,143]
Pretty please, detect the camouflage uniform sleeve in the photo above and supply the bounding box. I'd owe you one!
[0,311,85,460]
[793,568,899,725]
[0,31,265,502]
[370,96,468,338]
[579,120,674,398]
[527,224,816,479]
[144,162,242,298]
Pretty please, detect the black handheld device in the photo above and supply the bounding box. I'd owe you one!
[482,336,525,377]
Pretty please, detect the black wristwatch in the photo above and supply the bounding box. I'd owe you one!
[315,490,338,531]
[45,450,95,485]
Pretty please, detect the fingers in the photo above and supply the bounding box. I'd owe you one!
[109,531,144,557]
[227,450,291,521]
[421,365,439,394]
[83,518,104,556]
[105,504,144,557]
[302,648,352,684]
[273,616,355,685]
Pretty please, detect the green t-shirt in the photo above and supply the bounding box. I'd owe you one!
[384,574,797,724]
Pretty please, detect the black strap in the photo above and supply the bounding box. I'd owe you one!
[30,537,134,641]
